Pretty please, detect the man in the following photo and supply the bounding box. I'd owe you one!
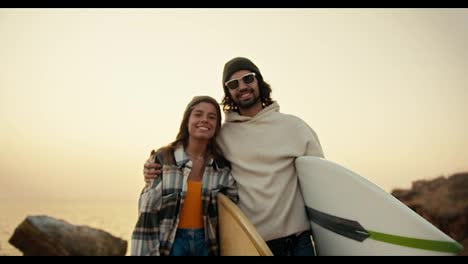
[144,57,324,256]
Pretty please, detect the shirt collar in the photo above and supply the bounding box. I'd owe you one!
[174,144,215,168]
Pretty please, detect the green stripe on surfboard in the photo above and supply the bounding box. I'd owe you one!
[367,230,463,254]
[306,207,463,254]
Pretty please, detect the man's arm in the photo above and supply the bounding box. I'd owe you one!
[144,150,162,183]
[303,123,325,158]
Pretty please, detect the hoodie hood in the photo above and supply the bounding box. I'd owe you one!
[225,101,280,123]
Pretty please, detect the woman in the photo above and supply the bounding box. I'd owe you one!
[131,96,238,256]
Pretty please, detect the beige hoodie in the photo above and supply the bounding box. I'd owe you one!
[218,101,324,241]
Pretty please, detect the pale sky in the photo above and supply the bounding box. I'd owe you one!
[1,8,467,202]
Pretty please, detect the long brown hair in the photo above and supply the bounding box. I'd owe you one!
[156,96,229,167]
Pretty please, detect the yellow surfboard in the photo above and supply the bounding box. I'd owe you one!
[217,193,273,256]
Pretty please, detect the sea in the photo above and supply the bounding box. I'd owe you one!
[0,199,138,256]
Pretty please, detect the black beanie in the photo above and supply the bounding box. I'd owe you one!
[222,57,263,86]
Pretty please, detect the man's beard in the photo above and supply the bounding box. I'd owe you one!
[235,90,261,110]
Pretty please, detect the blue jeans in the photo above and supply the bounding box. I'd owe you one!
[169,228,208,256]
[266,230,315,256]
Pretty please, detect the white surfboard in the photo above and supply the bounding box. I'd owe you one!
[295,156,463,256]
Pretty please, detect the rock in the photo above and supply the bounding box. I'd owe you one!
[9,215,127,256]
[392,172,468,255]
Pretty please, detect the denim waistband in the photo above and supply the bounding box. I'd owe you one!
[266,230,310,248]
[175,228,205,240]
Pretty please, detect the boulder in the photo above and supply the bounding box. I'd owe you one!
[9,215,127,256]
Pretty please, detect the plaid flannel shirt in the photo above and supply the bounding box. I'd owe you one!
[131,145,238,256]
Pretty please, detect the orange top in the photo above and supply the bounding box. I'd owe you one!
[178,180,204,228]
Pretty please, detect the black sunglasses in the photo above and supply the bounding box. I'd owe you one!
[224,72,256,90]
